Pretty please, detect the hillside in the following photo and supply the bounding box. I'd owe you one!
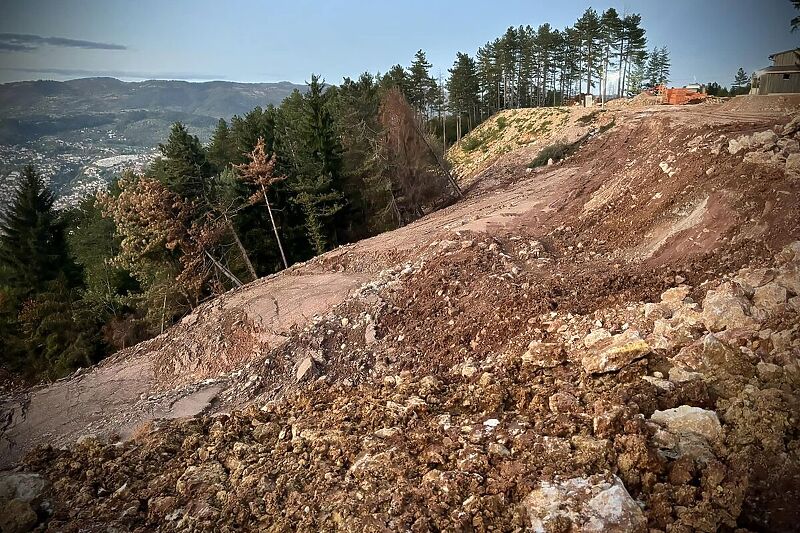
[0,78,304,207]
[2,97,800,531]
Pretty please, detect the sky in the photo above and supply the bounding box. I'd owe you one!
[0,0,797,88]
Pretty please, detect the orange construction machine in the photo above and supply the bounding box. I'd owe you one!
[645,84,708,105]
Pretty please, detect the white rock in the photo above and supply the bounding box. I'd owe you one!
[522,475,646,533]
[650,405,722,442]
[583,328,611,348]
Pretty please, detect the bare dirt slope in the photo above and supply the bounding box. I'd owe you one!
[3,98,800,532]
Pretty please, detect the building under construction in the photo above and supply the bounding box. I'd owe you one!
[755,49,800,95]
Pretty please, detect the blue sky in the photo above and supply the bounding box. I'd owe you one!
[0,0,797,87]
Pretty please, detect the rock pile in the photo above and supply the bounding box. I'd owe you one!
[17,241,800,531]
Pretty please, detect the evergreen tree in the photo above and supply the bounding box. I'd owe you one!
[575,8,602,94]
[732,67,750,95]
[617,14,647,97]
[0,165,98,378]
[293,75,346,254]
[152,123,214,200]
[627,56,648,95]
[230,106,277,164]
[0,165,81,294]
[447,52,480,140]
[381,64,410,94]
[207,118,237,171]
[407,50,437,117]
[599,8,622,103]
[646,47,670,87]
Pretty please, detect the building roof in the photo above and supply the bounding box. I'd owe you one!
[756,65,800,76]
[769,48,800,60]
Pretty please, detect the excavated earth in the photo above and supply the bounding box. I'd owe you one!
[2,97,800,532]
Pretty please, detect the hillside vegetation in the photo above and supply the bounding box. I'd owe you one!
[3,97,800,531]
[448,107,615,188]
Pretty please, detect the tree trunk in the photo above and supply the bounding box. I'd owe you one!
[261,184,289,269]
[224,214,257,281]
[204,250,243,287]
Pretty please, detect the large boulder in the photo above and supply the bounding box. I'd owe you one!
[522,475,646,532]
[650,405,722,442]
[672,333,755,379]
[0,472,50,505]
[0,498,37,533]
[701,282,758,332]
[0,472,51,533]
[581,330,650,374]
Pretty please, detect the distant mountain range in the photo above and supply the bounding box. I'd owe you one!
[0,77,305,145]
[0,77,305,208]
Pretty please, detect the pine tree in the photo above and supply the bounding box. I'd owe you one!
[447,52,480,141]
[646,47,670,87]
[575,8,602,95]
[407,50,437,118]
[617,14,647,97]
[0,165,95,378]
[207,118,237,171]
[599,8,622,104]
[0,165,82,294]
[732,67,750,95]
[152,123,214,200]
[293,75,346,255]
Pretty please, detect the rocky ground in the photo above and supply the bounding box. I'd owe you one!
[2,97,800,532]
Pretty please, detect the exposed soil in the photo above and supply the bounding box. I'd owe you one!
[2,98,800,532]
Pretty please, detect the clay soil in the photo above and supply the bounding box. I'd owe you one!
[3,98,800,531]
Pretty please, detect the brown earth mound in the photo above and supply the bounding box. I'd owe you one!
[2,101,800,531]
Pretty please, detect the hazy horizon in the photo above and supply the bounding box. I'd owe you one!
[0,0,797,89]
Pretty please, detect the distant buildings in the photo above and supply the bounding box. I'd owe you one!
[754,49,800,95]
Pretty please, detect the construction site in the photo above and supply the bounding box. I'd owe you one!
[1,92,799,532]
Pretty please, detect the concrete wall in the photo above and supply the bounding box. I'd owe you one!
[759,72,800,95]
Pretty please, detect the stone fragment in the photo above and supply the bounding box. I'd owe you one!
[295,357,316,382]
[521,341,565,368]
[673,333,754,379]
[521,475,646,533]
[0,472,50,505]
[548,392,580,414]
[752,282,787,315]
[783,115,800,136]
[661,285,691,304]
[583,328,611,348]
[581,330,650,374]
[701,282,758,332]
[668,367,704,383]
[786,153,800,177]
[0,499,37,533]
[776,264,800,295]
[733,268,775,294]
[650,405,722,442]
[756,362,783,382]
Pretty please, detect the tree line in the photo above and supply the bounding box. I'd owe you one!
[441,8,670,140]
[1,5,666,380]
[0,73,458,380]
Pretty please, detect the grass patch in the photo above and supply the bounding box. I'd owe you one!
[577,110,601,125]
[461,134,483,152]
[527,141,572,168]
[496,116,508,130]
[599,119,616,134]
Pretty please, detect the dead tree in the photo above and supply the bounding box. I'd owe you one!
[235,138,289,269]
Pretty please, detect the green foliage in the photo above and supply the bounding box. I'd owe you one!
[528,142,572,168]
[152,123,214,200]
[0,165,103,380]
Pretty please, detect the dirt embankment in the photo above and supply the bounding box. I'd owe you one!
[2,99,800,532]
